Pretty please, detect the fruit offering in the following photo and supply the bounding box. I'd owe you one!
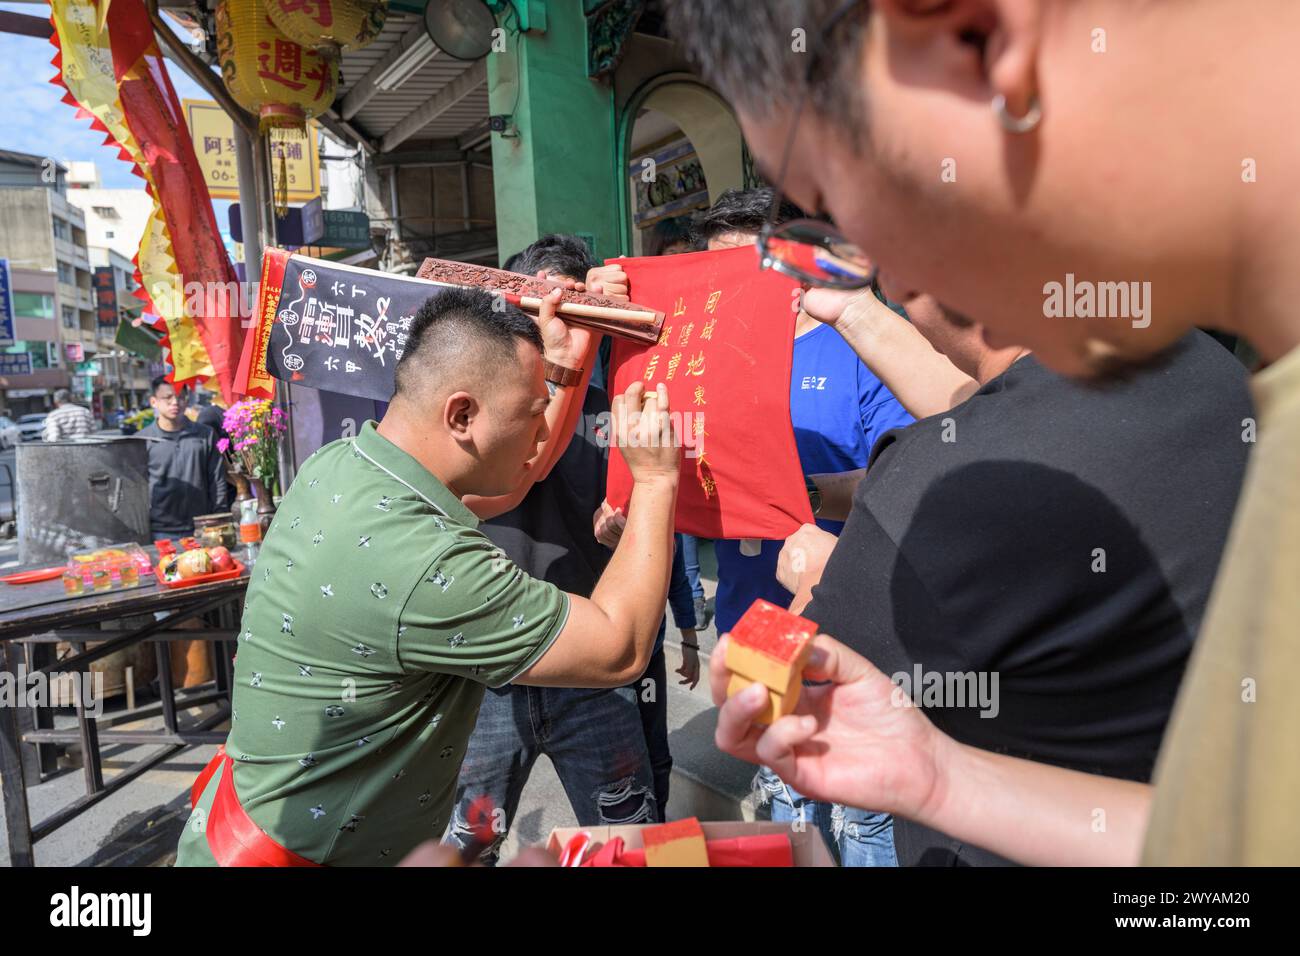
[208,546,235,572]
[158,548,215,582]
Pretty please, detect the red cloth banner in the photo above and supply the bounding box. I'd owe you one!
[234,247,291,398]
[49,0,243,400]
[106,1,244,399]
[606,246,813,539]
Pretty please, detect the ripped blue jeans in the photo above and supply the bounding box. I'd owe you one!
[754,765,898,867]
[444,683,658,865]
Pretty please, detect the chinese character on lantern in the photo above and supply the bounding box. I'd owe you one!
[693,386,706,406]
[277,0,335,28]
[678,322,693,346]
[700,318,716,341]
[305,60,331,98]
[705,290,722,313]
[259,40,306,90]
[644,354,660,381]
[666,352,682,380]
[685,351,706,376]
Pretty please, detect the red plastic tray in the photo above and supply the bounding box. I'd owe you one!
[1,567,66,585]
[154,559,246,589]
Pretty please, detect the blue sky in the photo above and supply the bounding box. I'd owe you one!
[0,2,233,249]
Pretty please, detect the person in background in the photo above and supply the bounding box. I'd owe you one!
[704,188,913,866]
[594,504,701,818]
[589,188,916,865]
[42,388,95,442]
[138,376,229,539]
[679,533,710,631]
[137,376,230,687]
[643,215,697,258]
[192,397,233,510]
[692,188,916,637]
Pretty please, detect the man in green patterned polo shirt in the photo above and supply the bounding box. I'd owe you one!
[176,285,680,866]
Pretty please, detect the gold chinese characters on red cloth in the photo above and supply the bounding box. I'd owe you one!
[605,245,814,539]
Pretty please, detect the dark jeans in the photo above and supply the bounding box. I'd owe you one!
[629,645,671,821]
[445,682,657,864]
[680,534,705,600]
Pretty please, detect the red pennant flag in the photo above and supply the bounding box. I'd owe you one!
[105,3,244,400]
[605,246,813,539]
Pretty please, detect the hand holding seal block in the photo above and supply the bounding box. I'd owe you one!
[725,599,818,725]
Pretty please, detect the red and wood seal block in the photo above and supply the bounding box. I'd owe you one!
[725,599,817,725]
[642,817,709,867]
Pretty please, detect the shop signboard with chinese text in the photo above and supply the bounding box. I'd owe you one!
[182,98,321,202]
[0,258,15,346]
[0,353,33,376]
[93,267,118,328]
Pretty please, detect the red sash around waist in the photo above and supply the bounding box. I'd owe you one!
[190,745,322,867]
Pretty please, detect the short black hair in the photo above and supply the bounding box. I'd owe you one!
[150,375,172,395]
[645,215,699,256]
[664,0,868,124]
[511,233,597,282]
[692,187,805,245]
[395,286,544,399]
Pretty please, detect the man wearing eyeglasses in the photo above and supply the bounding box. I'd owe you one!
[666,0,1300,865]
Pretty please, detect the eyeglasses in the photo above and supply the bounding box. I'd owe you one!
[757,0,874,290]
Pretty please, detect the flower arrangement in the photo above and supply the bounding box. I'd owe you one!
[219,399,287,493]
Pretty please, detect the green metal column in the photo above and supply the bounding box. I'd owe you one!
[487,1,619,264]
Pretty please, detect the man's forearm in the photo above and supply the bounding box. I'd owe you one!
[590,476,678,657]
[809,469,865,522]
[534,336,601,481]
[918,737,1152,866]
[835,308,977,419]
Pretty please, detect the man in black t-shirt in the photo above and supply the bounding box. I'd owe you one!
[777,289,1251,865]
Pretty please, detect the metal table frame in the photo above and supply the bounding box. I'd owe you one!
[0,574,246,867]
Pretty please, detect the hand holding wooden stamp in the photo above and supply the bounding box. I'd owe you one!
[724,599,818,725]
[416,257,665,344]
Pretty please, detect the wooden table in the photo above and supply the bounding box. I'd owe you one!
[0,547,249,866]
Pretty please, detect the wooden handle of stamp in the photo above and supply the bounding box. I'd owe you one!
[507,294,662,344]
[515,295,657,326]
